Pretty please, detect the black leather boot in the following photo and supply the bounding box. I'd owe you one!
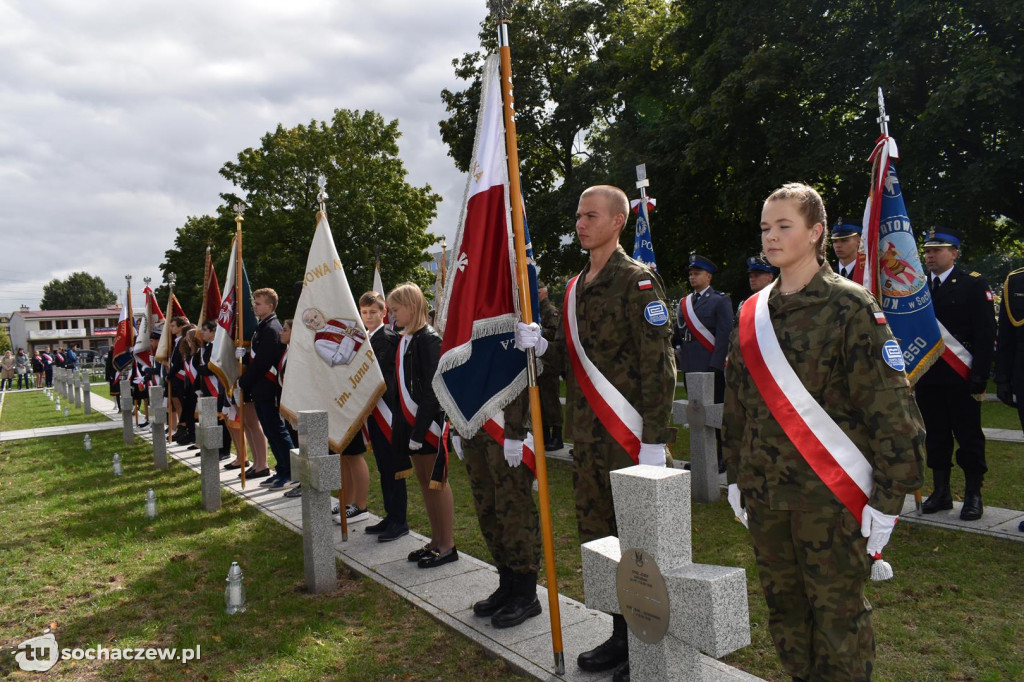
[491,572,542,628]
[612,660,631,682]
[577,613,628,672]
[473,567,514,617]
[545,426,563,451]
[960,475,984,521]
[922,468,953,513]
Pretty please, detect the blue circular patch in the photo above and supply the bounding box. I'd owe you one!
[644,301,669,326]
[882,339,906,372]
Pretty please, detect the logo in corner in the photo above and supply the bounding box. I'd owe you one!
[14,631,59,672]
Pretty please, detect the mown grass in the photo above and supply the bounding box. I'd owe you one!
[0,390,111,431]
[5,384,1022,680]
[0,431,524,681]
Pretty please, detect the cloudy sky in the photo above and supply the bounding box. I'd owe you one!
[0,0,489,311]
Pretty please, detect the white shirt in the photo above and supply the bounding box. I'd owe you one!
[930,265,954,287]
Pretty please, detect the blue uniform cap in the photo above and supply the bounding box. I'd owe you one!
[831,217,862,240]
[688,253,717,274]
[923,227,963,249]
[746,255,776,274]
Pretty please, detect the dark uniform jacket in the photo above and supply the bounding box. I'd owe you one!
[674,286,733,373]
[369,324,400,410]
[995,267,1024,394]
[397,325,445,446]
[917,265,995,390]
[722,263,924,516]
[239,313,286,402]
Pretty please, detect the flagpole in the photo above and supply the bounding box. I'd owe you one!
[490,0,564,672]
[166,273,177,445]
[235,204,248,490]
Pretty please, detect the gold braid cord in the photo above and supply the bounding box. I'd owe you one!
[1004,268,1024,328]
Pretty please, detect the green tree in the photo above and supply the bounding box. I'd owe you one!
[39,272,117,311]
[0,327,11,354]
[161,109,440,319]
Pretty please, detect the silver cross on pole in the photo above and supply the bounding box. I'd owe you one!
[316,174,328,213]
[876,87,890,137]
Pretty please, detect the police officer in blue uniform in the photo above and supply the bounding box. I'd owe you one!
[831,218,865,282]
[737,255,776,317]
[673,254,733,471]
[915,228,995,521]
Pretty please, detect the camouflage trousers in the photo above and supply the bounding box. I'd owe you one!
[746,498,874,682]
[462,431,540,573]
[572,441,635,544]
[538,366,563,428]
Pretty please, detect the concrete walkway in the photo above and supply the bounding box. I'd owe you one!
[57,391,761,681]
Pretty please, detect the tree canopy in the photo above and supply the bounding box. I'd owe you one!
[161,109,440,318]
[39,272,117,311]
[440,0,1023,298]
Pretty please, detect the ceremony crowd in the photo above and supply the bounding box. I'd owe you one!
[97,183,1024,682]
[1,344,82,391]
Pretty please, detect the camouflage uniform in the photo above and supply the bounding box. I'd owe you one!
[538,296,563,429]
[461,391,540,573]
[546,246,677,543]
[722,263,925,682]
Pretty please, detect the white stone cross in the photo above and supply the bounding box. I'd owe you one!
[672,372,724,503]
[581,466,750,681]
[149,386,167,471]
[291,411,341,594]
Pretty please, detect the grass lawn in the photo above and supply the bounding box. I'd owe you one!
[0,390,111,432]
[0,430,523,681]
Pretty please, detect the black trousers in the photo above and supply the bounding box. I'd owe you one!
[367,418,407,526]
[915,385,987,478]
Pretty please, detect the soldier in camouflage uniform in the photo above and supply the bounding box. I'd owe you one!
[537,281,564,450]
[457,389,542,628]
[723,183,924,682]
[518,185,676,678]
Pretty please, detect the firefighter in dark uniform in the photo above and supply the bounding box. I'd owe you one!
[673,253,732,471]
[994,266,1024,533]
[537,280,564,450]
[916,228,995,521]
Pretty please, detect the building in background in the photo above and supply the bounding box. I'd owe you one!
[9,305,143,356]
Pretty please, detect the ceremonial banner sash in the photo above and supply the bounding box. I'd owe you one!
[204,374,219,398]
[396,339,443,448]
[371,398,393,444]
[563,274,642,462]
[265,349,287,384]
[681,293,715,353]
[738,281,873,517]
[937,321,972,380]
[482,412,537,476]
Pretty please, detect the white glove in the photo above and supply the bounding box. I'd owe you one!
[727,483,748,528]
[408,440,423,452]
[451,434,464,461]
[504,439,524,467]
[235,347,247,360]
[233,387,243,405]
[860,505,899,556]
[638,443,666,467]
[514,322,548,357]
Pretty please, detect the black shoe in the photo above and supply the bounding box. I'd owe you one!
[922,489,953,513]
[218,453,231,461]
[242,467,271,480]
[283,484,303,498]
[491,572,542,628]
[418,546,459,568]
[139,421,150,429]
[544,426,563,451]
[223,462,243,471]
[378,523,409,542]
[365,518,391,535]
[408,545,435,562]
[612,661,630,682]
[577,615,628,672]
[474,567,514,617]
[960,492,983,520]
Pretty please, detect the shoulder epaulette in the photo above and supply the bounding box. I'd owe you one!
[970,271,981,277]
[1006,266,1024,278]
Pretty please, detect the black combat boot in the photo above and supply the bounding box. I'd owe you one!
[960,475,984,521]
[545,426,563,451]
[577,613,628,672]
[922,468,953,513]
[473,566,514,617]
[612,660,631,681]
[491,572,542,628]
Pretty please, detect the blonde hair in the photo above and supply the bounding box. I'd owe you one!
[252,287,278,309]
[765,182,829,261]
[581,185,630,228]
[387,282,428,334]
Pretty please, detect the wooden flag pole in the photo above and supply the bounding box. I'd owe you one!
[166,273,177,445]
[491,1,564,673]
[235,207,247,490]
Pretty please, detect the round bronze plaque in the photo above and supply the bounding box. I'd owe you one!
[616,547,670,644]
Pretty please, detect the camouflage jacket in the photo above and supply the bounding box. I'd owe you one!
[722,263,924,516]
[546,246,677,444]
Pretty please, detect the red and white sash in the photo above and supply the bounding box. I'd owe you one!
[265,349,288,384]
[681,293,716,353]
[738,281,873,517]
[563,275,642,463]
[482,413,537,476]
[371,397,393,444]
[184,358,197,384]
[937,322,972,380]
[396,335,443,448]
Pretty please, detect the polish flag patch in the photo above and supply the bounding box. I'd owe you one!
[986,290,994,302]
[638,279,653,291]
[873,311,887,325]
